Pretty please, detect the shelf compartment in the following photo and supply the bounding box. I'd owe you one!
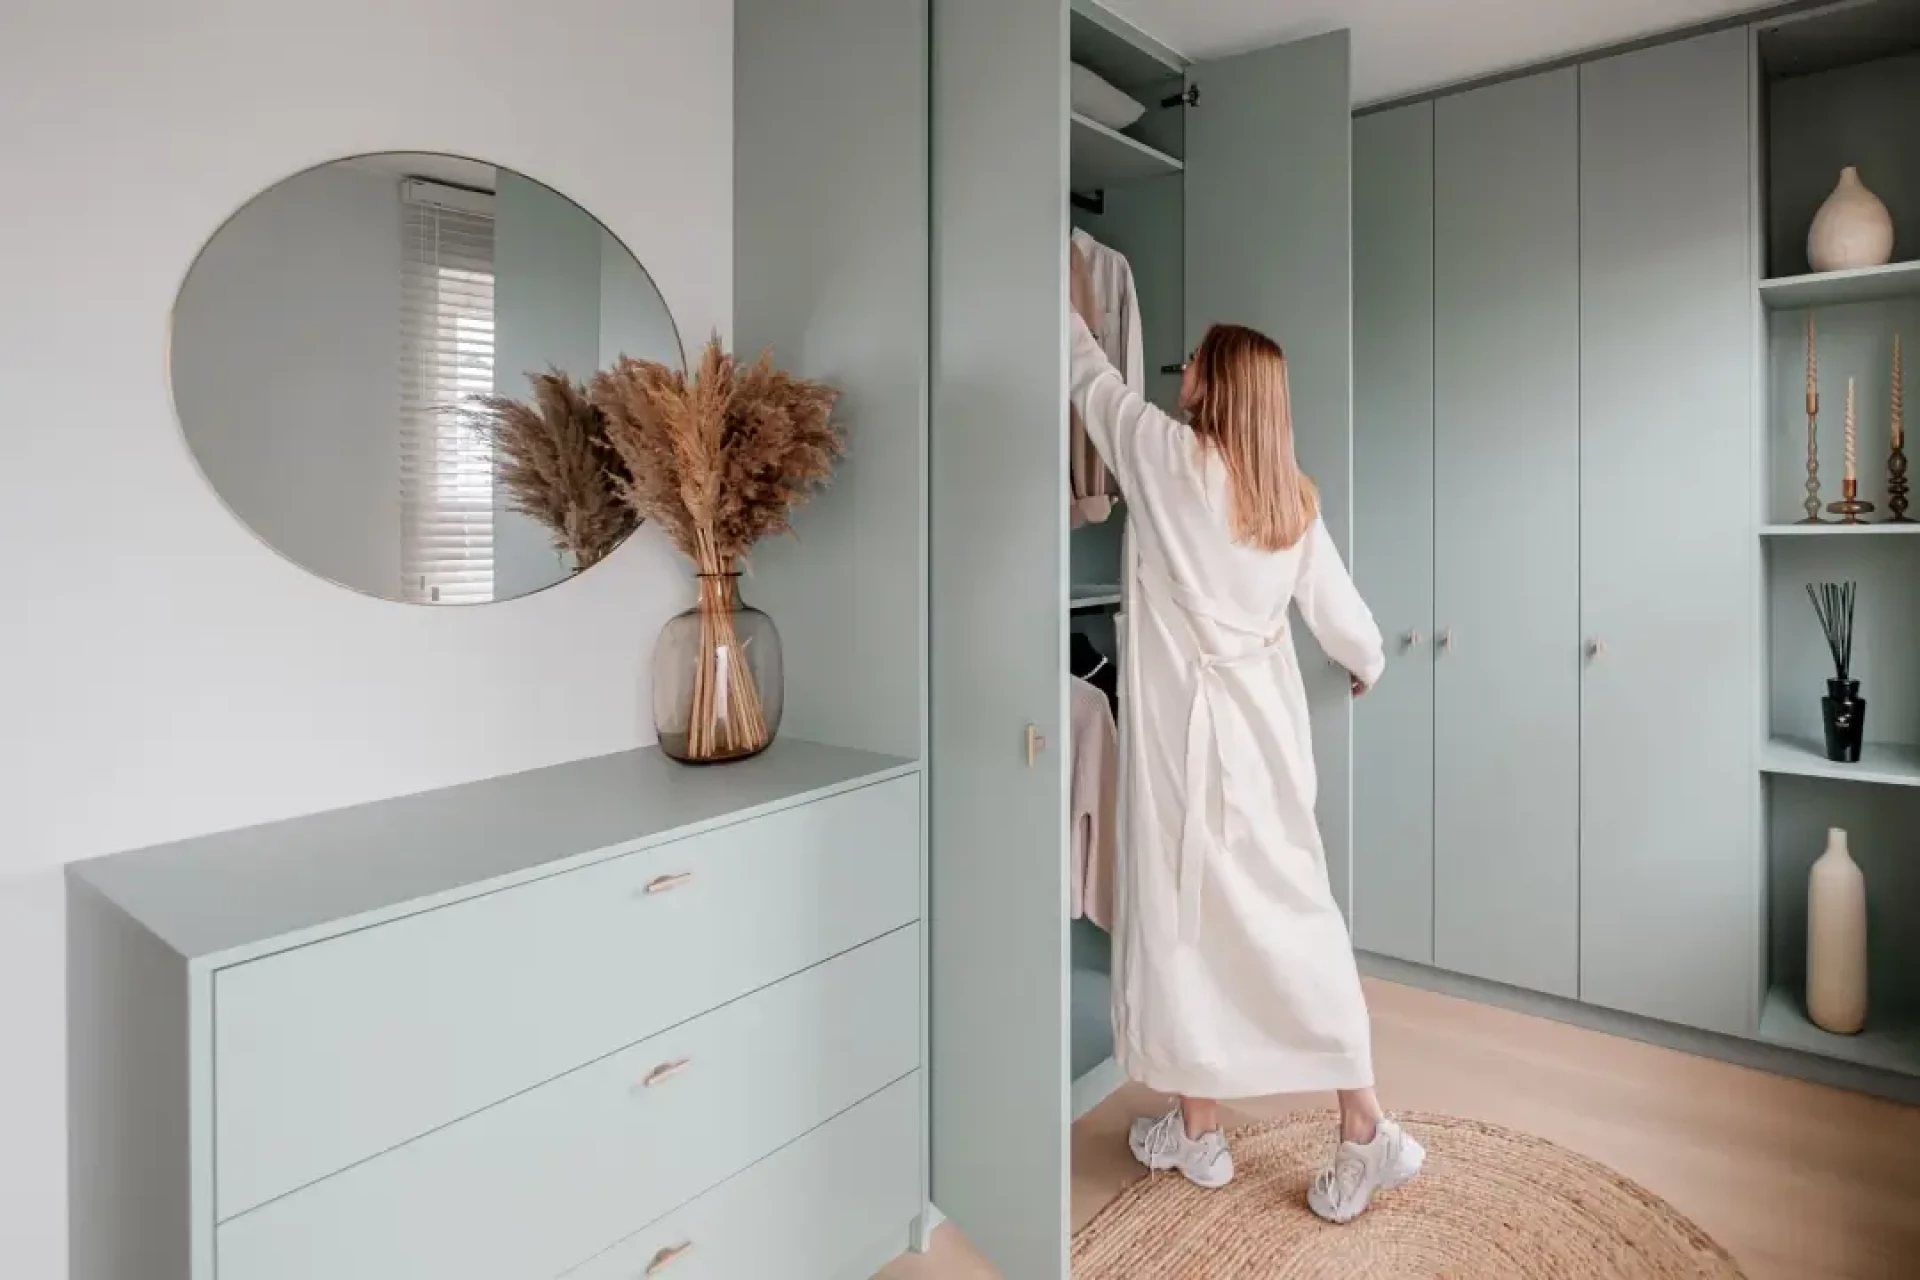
[1760,985,1920,1078]
[1761,736,1920,787]
[1070,113,1183,191]
[1763,537,1920,752]
[1760,260,1920,310]
[1763,774,1920,1075]
[1070,917,1122,1118]
[1069,0,1183,98]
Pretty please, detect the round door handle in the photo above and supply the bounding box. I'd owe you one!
[1405,628,1423,648]
[1589,638,1608,659]
[1437,628,1454,653]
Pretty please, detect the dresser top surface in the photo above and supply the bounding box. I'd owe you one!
[68,740,917,963]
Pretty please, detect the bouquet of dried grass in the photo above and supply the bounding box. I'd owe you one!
[462,370,637,572]
[595,337,843,761]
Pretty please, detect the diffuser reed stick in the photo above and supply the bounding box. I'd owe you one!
[1806,581,1857,683]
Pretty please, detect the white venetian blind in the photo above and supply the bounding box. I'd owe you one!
[399,180,497,604]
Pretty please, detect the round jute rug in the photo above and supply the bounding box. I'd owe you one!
[1071,1112,1746,1279]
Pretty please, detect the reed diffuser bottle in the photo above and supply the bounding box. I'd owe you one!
[1806,827,1868,1036]
[1806,581,1865,763]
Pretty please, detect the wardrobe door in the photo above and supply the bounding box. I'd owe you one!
[1185,30,1358,912]
[1352,103,1436,964]
[1432,70,1581,997]
[928,1,1069,1276]
[1578,31,1757,1036]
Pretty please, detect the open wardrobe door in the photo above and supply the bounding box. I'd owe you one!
[928,0,1071,1277]
[1184,31,1360,915]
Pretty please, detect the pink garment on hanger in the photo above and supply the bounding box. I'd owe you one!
[1070,674,1117,931]
[1069,230,1143,527]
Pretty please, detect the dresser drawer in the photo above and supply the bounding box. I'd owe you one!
[215,926,920,1280]
[562,1074,922,1280]
[213,774,919,1219]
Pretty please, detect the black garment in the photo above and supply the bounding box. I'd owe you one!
[1070,631,1118,718]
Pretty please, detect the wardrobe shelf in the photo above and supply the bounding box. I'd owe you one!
[1760,523,1920,537]
[1069,584,1123,610]
[1070,113,1183,190]
[1758,259,1920,310]
[1760,736,1920,788]
[1759,986,1920,1078]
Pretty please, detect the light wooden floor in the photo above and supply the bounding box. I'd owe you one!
[880,979,1920,1279]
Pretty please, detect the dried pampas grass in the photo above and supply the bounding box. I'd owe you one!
[592,337,842,567]
[463,370,637,571]
[593,336,844,761]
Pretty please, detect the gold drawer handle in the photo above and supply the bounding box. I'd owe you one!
[645,872,693,895]
[647,1242,692,1274]
[642,1058,692,1088]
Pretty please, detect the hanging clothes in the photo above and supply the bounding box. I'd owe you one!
[1069,675,1118,932]
[1068,229,1143,527]
[1068,311,1388,1100]
[1069,631,1118,717]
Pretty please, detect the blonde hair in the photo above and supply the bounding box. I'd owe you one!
[1183,323,1318,551]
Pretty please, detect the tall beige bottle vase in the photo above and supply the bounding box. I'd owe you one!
[1806,827,1869,1035]
[1807,166,1895,273]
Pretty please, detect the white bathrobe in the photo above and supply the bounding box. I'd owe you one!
[1069,313,1388,1100]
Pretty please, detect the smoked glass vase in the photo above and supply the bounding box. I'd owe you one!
[652,573,784,765]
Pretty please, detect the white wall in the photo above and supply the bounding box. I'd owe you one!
[171,162,406,598]
[0,2,731,1276]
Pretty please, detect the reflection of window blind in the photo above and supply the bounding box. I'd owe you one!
[399,182,496,604]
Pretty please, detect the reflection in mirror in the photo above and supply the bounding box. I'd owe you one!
[170,153,680,604]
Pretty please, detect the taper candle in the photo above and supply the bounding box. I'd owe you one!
[1807,313,1819,416]
[1845,377,1857,481]
[1894,334,1905,450]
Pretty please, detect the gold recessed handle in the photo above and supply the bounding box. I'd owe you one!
[645,872,693,895]
[642,1058,692,1088]
[646,1242,692,1274]
[1026,723,1047,768]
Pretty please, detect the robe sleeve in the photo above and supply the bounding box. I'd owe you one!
[1069,310,1184,501]
[1294,516,1387,689]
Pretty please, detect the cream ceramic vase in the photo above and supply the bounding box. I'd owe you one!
[1807,166,1895,273]
[1806,827,1868,1036]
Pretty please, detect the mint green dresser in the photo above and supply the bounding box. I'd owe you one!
[67,741,924,1280]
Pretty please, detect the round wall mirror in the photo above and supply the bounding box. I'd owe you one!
[170,153,680,604]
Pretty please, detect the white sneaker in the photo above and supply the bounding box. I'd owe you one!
[1129,1107,1235,1189]
[1307,1118,1425,1224]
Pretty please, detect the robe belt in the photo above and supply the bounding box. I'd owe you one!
[1137,564,1290,945]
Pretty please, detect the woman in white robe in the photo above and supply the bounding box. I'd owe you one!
[1069,312,1424,1223]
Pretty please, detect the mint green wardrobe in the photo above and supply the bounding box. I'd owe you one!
[1353,30,1757,1034]
[929,5,1355,1275]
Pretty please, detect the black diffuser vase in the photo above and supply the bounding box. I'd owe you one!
[1821,678,1867,763]
[1807,581,1863,764]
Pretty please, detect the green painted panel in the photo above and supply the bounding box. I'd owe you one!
[1578,28,1758,1036]
[1352,102,1436,964]
[928,0,1071,1275]
[1432,68,1581,998]
[1184,30,1357,912]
